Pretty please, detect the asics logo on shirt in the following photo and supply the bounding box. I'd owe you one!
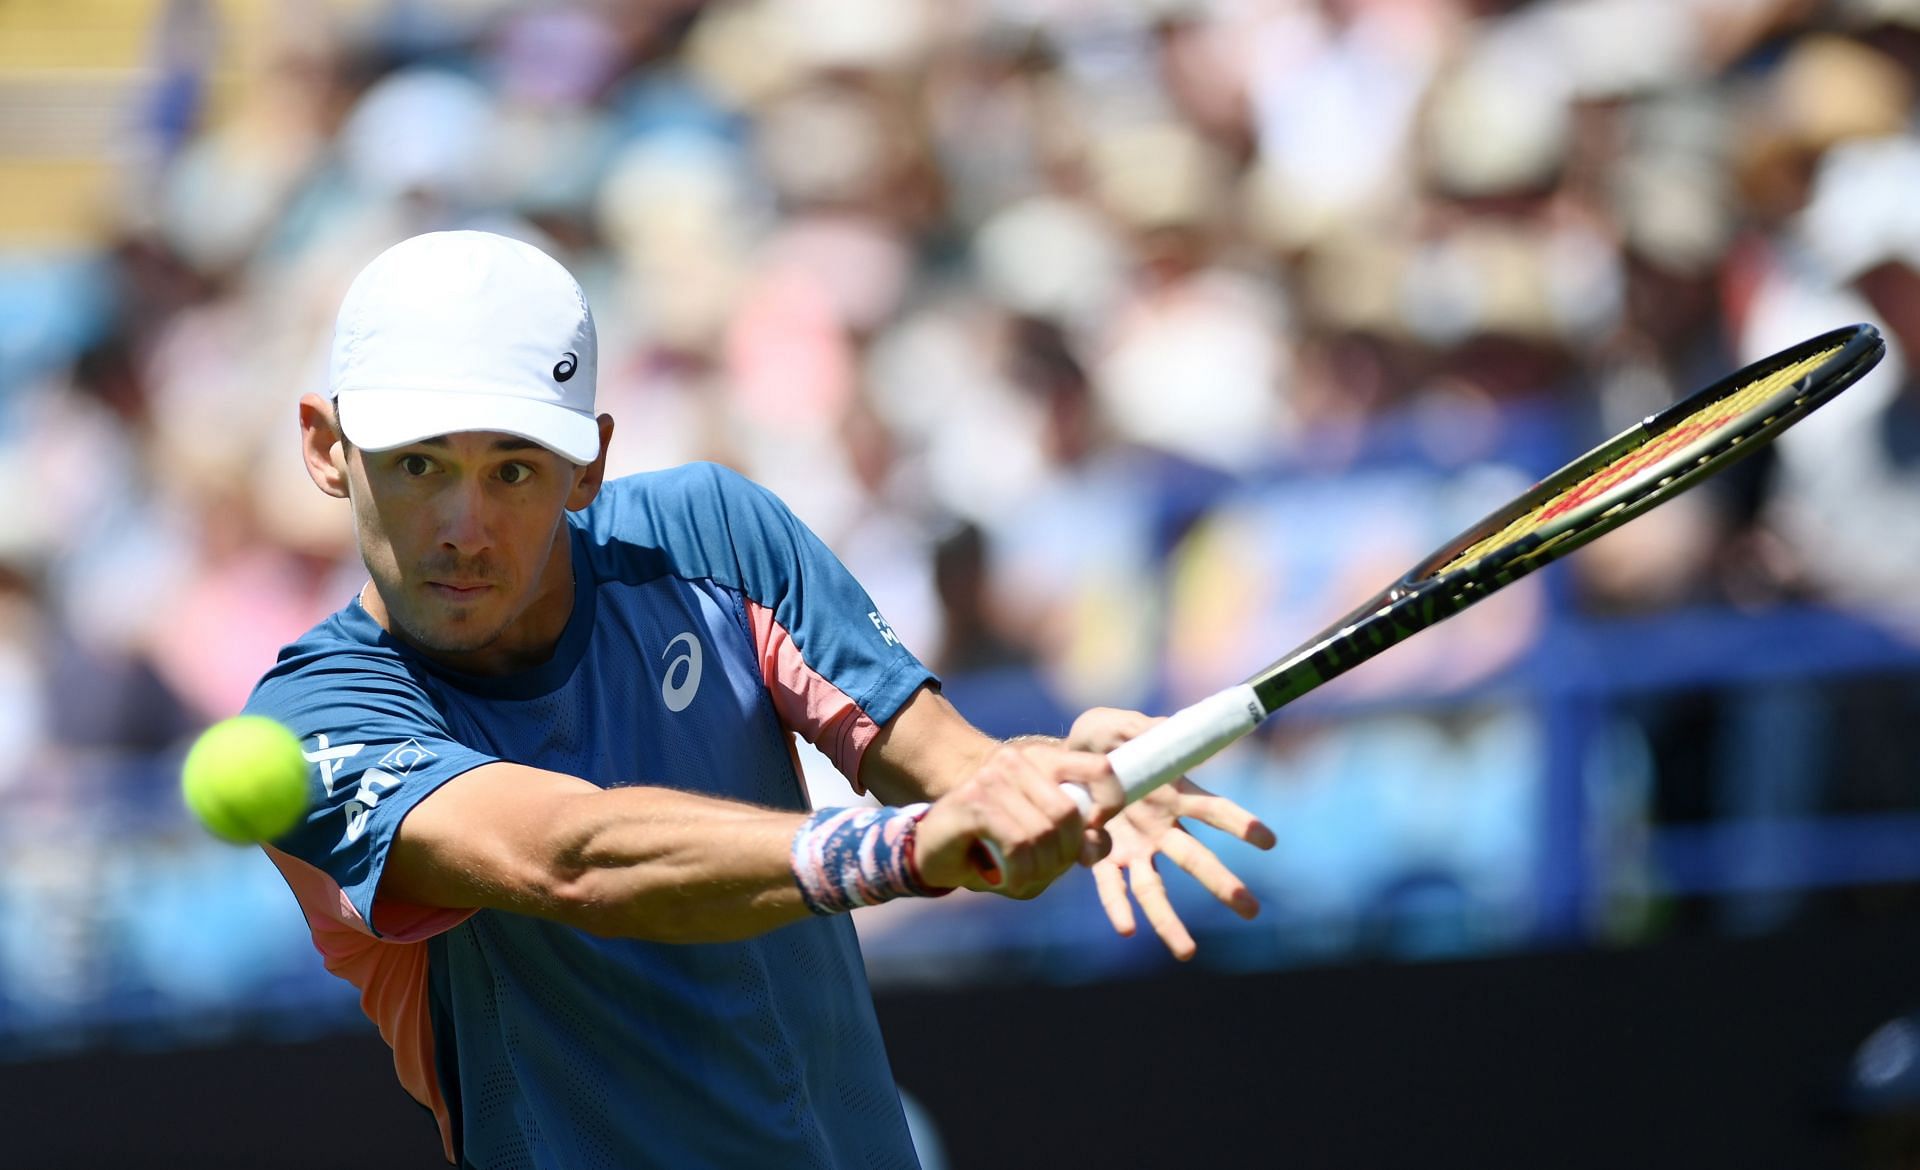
[660,632,704,712]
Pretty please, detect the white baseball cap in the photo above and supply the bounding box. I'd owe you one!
[328,230,601,463]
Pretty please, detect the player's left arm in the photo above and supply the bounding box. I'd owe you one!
[861,684,1277,959]
[857,684,998,804]
[702,466,1275,954]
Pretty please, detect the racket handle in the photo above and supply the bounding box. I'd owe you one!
[1106,683,1266,803]
[964,685,1265,887]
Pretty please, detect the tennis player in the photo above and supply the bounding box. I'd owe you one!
[245,230,1271,1168]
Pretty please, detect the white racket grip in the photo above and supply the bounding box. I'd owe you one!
[969,690,1259,887]
[1106,684,1266,804]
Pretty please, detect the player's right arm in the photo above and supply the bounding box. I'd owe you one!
[381,764,811,943]
[253,627,1118,945]
[379,741,1121,943]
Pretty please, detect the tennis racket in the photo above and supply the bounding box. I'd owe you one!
[970,323,1885,884]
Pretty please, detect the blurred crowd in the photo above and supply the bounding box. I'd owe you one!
[5,0,1920,1038]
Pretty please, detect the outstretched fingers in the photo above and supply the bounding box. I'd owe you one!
[1093,861,1136,937]
[1126,857,1196,961]
[1175,780,1276,850]
[1158,829,1260,920]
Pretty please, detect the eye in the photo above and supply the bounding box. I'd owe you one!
[400,454,433,476]
[499,462,535,486]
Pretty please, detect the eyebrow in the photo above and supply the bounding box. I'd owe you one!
[414,436,547,453]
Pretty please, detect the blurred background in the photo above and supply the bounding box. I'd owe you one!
[4,0,1920,1165]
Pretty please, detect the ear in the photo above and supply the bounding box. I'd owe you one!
[299,393,351,499]
[565,414,617,510]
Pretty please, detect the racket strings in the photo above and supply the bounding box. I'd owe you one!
[1432,346,1841,576]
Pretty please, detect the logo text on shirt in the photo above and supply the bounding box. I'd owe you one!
[868,611,899,647]
[661,632,703,712]
[345,769,401,844]
[304,733,409,846]
[305,733,366,798]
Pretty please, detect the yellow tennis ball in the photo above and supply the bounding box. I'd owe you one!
[180,716,310,844]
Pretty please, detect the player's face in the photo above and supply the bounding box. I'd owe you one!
[345,432,588,671]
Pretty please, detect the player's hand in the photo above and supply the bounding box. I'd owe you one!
[1069,708,1277,961]
[914,741,1124,898]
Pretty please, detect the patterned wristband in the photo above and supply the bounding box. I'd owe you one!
[791,802,952,916]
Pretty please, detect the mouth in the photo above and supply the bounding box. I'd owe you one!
[425,581,493,601]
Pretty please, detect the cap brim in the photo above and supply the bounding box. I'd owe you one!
[335,388,601,464]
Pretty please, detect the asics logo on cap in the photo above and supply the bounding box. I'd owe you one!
[553,352,578,382]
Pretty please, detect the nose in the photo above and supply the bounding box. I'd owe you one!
[439,476,492,556]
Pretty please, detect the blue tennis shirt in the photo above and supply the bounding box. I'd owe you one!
[245,464,933,1169]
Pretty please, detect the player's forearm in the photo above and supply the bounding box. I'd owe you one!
[388,763,945,942]
[538,786,813,943]
[865,739,995,803]
[858,685,1000,803]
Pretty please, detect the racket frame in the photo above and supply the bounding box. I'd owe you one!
[1241,323,1885,718]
